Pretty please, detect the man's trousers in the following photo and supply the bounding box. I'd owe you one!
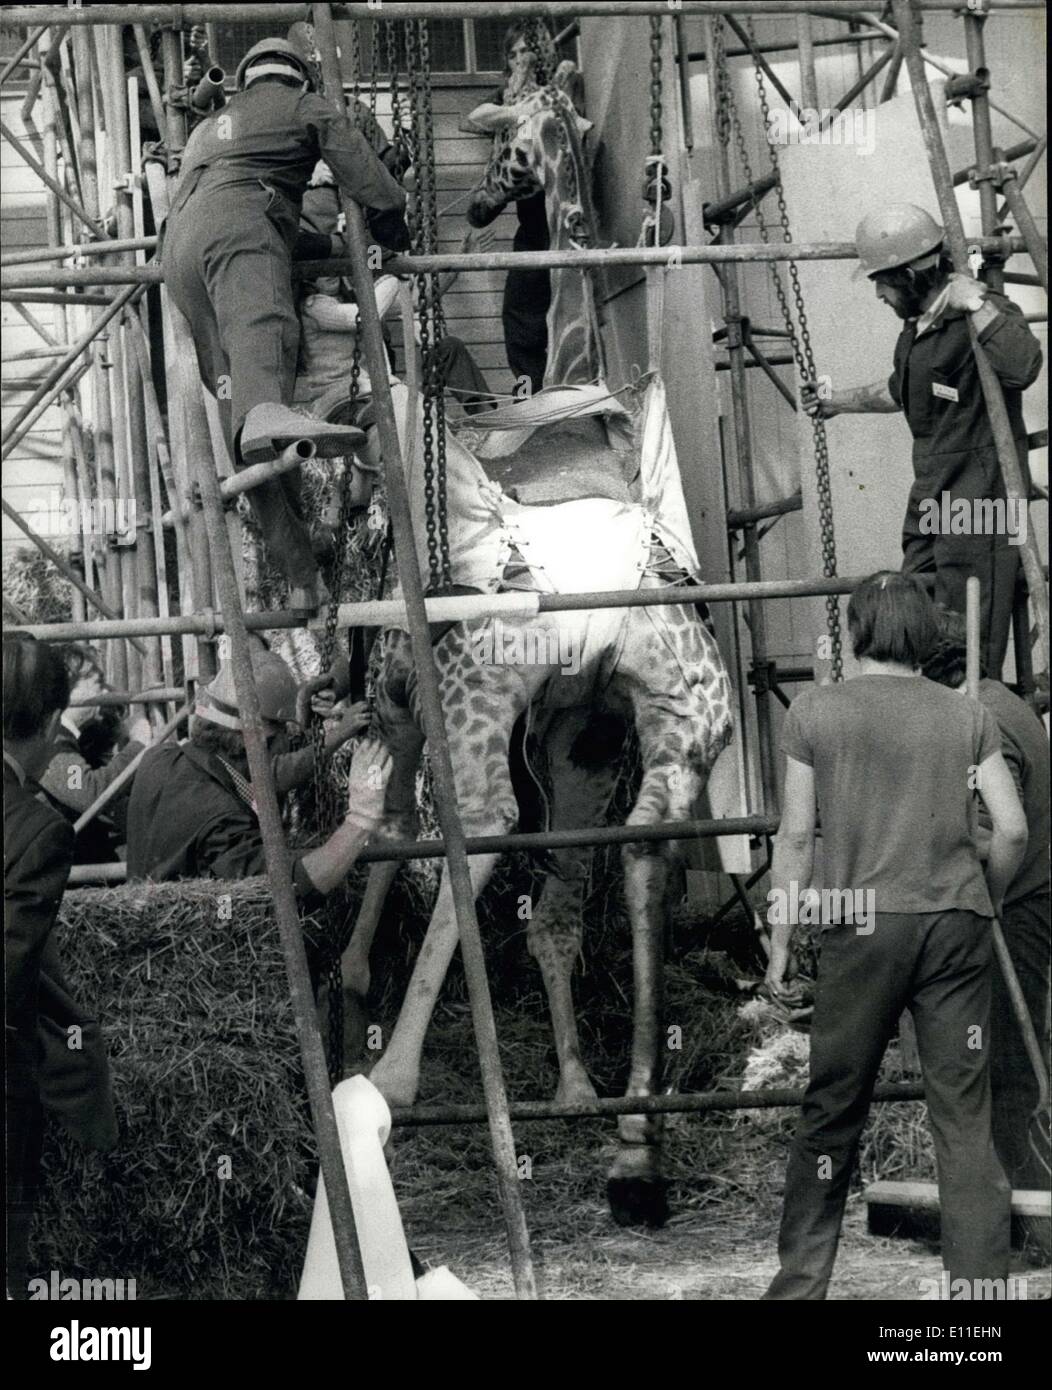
[990,893,1051,1197]
[902,515,1020,680]
[164,182,317,588]
[765,911,1011,1300]
[5,1089,43,1300]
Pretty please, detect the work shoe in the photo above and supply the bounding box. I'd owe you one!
[239,403,367,465]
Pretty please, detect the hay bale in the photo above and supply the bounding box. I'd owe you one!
[32,880,318,1300]
[2,547,73,622]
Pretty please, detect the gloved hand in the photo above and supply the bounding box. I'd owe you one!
[943,271,988,314]
[345,737,392,833]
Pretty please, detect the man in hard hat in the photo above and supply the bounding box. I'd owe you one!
[162,36,410,613]
[125,642,390,898]
[803,203,1042,676]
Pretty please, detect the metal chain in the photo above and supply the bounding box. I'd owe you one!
[744,17,842,680]
[404,21,439,592]
[311,20,369,1075]
[418,19,450,587]
[348,19,362,125]
[384,18,403,149]
[649,16,664,160]
[714,17,844,680]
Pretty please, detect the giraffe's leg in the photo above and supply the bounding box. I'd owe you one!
[369,638,557,1108]
[606,701,704,1228]
[526,708,621,1106]
[341,653,424,1066]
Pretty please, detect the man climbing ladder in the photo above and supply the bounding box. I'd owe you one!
[163,36,410,613]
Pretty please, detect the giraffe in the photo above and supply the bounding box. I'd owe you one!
[338,69,734,1228]
[466,65,601,390]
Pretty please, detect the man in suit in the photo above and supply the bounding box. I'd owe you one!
[3,634,116,1299]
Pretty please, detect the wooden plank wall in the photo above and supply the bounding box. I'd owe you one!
[369,84,518,397]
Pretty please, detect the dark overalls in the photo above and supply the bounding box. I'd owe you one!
[163,79,407,586]
[890,291,1042,675]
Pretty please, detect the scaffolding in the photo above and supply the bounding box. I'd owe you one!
[1,2,1046,1301]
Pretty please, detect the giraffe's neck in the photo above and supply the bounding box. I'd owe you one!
[536,102,602,389]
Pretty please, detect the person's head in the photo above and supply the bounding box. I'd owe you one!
[847,571,938,671]
[235,37,315,93]
[502,20,557,87]
[192,643,299,765]
[855,203,949,320]
[62,643,107,727]
[871,250,953,320]
[3,633,71,777]
[921,605,987,690]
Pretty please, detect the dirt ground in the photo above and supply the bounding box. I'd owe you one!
[410,1203,1052,1301]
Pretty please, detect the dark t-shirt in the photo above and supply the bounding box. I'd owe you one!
[782,674,1000,916]
[978,678,1050,905]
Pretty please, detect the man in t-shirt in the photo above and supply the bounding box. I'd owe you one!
[923,616,1050,1207]
[763,572,1028,1300]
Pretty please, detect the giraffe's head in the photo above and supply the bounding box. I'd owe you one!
[466,70,593,241]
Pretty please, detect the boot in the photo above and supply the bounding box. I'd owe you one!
[239,403,367,465]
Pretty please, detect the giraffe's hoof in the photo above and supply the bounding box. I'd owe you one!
[606,1175,671,1229]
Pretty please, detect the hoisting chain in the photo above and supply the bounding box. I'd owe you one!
[642,16,673,247]
[348,18,362,125]
[311,19,371,1081]
[418,19,450,588]
[383,17,411,175]
[714,17,843,680]
[405,18,446,593]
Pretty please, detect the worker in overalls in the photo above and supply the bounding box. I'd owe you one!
[162,37,410,612]
[804,204,1042,676]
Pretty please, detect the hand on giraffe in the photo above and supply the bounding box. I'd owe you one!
[346,737,392,832]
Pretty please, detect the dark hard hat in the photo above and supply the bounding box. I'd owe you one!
[235,37,314,91]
